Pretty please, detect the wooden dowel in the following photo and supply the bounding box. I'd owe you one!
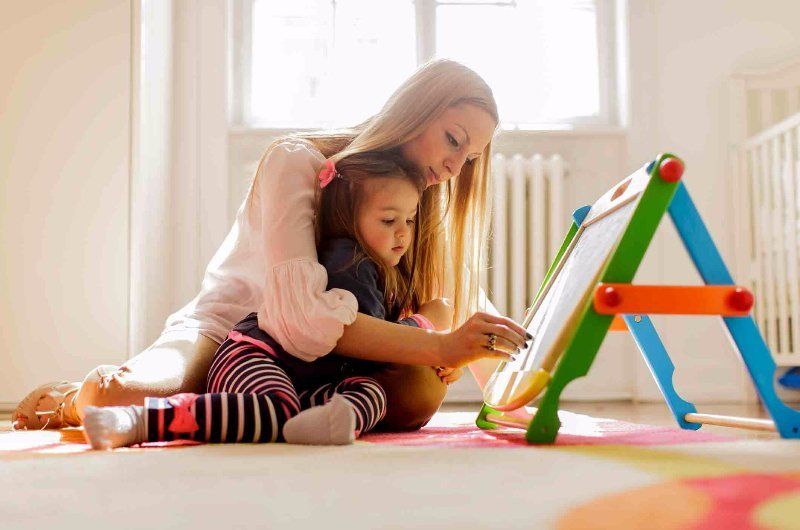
[684,413,777,432]
[486,412,779,434]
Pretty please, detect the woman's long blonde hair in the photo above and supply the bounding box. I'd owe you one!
[262,59,498,327]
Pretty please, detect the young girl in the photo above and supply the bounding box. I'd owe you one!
[81,150,462,449]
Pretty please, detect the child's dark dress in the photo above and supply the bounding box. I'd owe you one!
[221,237,431,391]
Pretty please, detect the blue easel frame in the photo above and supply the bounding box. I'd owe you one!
[622,182,800,438]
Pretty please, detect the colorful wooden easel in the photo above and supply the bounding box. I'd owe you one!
[477,153,800,443]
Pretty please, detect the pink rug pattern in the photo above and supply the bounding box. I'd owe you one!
[0,410,731,457]
[361,410,730,447]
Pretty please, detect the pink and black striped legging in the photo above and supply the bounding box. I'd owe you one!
[141,337,386,443]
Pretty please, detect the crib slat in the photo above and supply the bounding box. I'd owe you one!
[749,149,764,334]
[761,142,778,350]
[782,129,800,359]
[771,136,790,354]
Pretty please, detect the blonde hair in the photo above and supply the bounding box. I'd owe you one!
[316,150,426,317]
[264,59,498,327]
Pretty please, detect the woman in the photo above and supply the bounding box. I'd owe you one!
[13,59,529,432]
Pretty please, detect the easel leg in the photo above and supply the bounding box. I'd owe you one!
[476,403,500,429]
[526,314,613,443]
[624,314,699,430]
[670,182,800,438]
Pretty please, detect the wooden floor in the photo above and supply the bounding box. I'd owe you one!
[2,401,793,440]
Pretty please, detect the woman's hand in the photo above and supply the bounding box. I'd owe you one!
[417,298,454,331]
[435,312,531,368]
[435,366,463,385]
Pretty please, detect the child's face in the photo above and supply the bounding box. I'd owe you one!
[357,178,420,267]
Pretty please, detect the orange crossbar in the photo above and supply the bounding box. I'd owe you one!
[593,284,754,316]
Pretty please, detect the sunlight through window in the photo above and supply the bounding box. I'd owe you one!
[242,0,608,129]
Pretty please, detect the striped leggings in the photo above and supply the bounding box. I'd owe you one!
[142,339,387,443]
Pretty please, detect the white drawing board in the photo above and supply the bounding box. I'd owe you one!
[484,166,652,411]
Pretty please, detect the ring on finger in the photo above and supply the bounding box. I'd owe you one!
[486,333,497,350]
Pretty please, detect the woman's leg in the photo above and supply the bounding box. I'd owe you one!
[368,364,448,432]
[13,329,219,430]
[298,376,387,436]
[83,340,302,448]
[73,329,220,421]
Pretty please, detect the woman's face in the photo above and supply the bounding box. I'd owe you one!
[400,103,497,188]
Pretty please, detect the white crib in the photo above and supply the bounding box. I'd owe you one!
[730,58,800,366]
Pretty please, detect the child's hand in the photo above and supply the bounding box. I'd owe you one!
[435,366,463,385]
[417,298,454,331]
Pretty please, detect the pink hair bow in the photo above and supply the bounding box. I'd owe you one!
[318,159,338,189]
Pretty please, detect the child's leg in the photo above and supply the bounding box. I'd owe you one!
[283,376,387,445]
[298,376,387,436]
[83,342,300,448]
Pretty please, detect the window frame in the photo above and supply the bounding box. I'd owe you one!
[230,0,620,132]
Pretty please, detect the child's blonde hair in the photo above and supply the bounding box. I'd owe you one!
[316,150,425,316]
[261,59,498,326]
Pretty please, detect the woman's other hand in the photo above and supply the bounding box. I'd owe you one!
[417,298,454,331]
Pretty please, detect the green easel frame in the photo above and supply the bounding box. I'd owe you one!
[478,152,800,443]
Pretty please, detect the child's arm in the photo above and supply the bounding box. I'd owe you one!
[322,241,524,367]
[336,311,521,368]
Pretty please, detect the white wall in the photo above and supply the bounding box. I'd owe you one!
[4,0,800,411]
[0,2,131,407]
[627,0,800,403]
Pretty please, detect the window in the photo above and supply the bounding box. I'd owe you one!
[233,0,618,130]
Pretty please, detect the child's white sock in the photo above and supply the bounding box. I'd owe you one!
[82,405,146,450]
[283,394,356,446]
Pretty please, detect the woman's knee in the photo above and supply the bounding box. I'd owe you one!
[73,364,136,416]
[373,364,447,432]
[74,332,219,418]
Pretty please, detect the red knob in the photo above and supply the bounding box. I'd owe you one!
[659,157,684,183]
[727,287,754,312]
[602,286,621,307]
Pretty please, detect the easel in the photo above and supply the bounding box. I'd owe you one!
[478,154,800,443]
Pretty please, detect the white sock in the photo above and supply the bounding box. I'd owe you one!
[283,394,356,446]
[82,405,146,450]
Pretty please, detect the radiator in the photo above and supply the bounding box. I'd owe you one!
[483,153,567,323]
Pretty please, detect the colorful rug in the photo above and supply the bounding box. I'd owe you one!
[0,409,725,456]
[3,411,800,528]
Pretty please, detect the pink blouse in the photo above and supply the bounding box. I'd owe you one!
[164,140,357,361]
